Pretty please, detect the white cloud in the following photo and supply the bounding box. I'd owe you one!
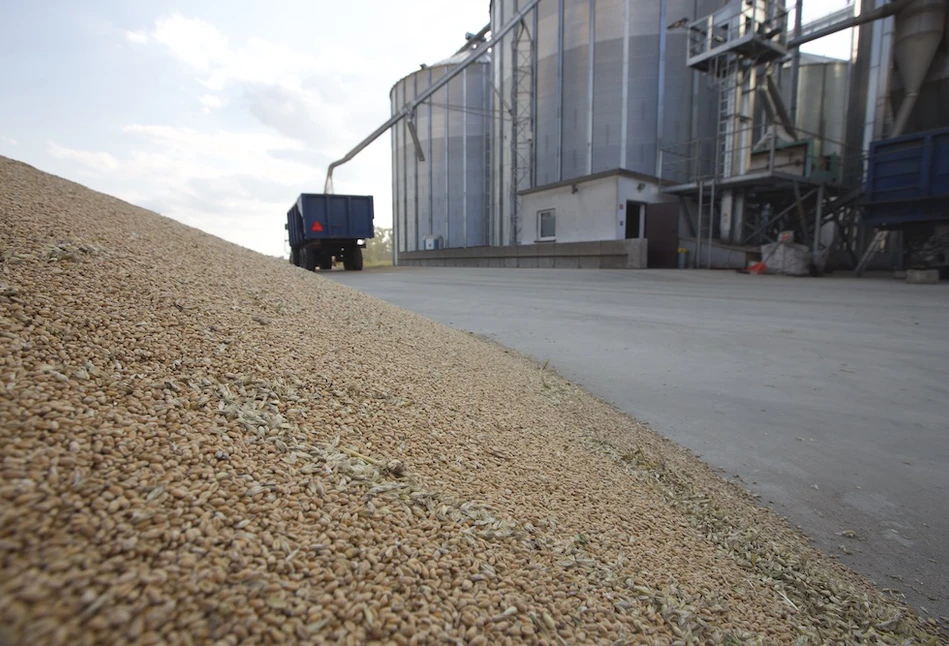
[48,142,119,173]
[137,13,322,91]
[127,13,369,149]
[119,124,310,179]
[106,11,415,252]
[125,30,149,44]
[199,94,225,113]
[46,126,324,256]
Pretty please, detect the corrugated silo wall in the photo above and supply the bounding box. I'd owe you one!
[490,0,720,246]
[390,61,490,254]
[774,58,850,157]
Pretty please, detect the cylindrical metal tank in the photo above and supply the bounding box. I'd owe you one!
[489,0,721,245]
[776,53,850,156]
[890,0,946,137]
[888,0,948,136]
[849,0,949,148]
[390,52,491,254]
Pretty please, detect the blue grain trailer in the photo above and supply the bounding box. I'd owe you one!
[286,193,374,271]
[863,127,949,269]
[864,127,949,228]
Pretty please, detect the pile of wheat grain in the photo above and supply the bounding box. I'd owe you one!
[0,156,941,645]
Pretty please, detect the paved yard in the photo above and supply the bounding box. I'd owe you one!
[328,267,949,617]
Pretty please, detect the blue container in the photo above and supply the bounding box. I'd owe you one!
[287,193,375,248]
[863,127,949,227]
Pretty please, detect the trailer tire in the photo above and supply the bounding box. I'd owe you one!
[343,247,363,271]
[319,255,333,271]
[301,249,317,272]
[289,248,300,267]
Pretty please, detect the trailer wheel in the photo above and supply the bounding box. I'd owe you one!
[289,248,300,267]
[301,249,317,272]
[343,247,363,271]
[319,255,333,271]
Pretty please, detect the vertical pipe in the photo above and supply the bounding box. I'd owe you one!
[696,180,703,268]
[872,3,895,141]
[412,76,419,252]
[586,0,596,175]
[814,184,824,259]
[532,4,539,187]
[463,68,468,248]
[862,1,883,151]
[557,0,565,180]
[510,19,518,245]
[499,0,506,246]
[391,89,399,264]
[738,65,756,176]
[491,2,499,248]
[620,0,630,169]
[819,63,828,150]
[842,1,859,178]
[428,68,434,249]
[484,63,491,247]
[690,1,699,144]
[445,68,451,247]
[403,81,410,253]
[656,0,668,177]
[708,179,715,269]
[790,0,803,125]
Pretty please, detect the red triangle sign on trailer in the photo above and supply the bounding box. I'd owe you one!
[311,221,323,232]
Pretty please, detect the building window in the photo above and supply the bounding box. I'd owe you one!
[537,209,556,241]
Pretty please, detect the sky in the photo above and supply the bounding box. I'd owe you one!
[0,0,853,258]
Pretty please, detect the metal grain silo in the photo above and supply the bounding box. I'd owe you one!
[489,0,721,245]
[390,52,491,253]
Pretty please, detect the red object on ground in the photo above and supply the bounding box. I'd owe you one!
[747,262,767,274]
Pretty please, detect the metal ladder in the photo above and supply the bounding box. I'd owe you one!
[694,181,718,268]
[711,53,740,180]
[855,230,888,277]
[484,92,492,246]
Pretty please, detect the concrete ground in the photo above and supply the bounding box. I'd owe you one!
[327,267,949,619]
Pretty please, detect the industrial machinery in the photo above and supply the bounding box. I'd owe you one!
[286,194,374,272]
[659,0,948,274]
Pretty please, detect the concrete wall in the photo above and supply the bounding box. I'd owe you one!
[617,175,667,205]
[679,237,755,269]
[520,176,618,244]
[519,174,676,245]
[399,239,648,269]
[617,175,676,241]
